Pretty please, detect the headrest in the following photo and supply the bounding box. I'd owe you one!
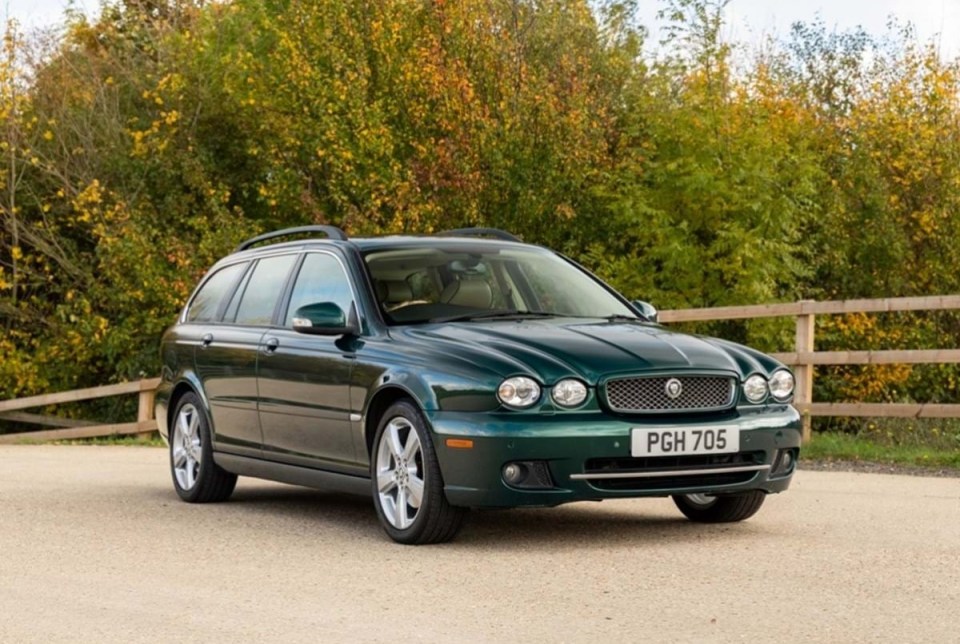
[377,279,413,303]
[440,279,492,309]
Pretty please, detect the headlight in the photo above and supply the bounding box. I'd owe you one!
[552,379,588,407]
[769,370,795,401]
[498,377,541,408]
[743,374,768,403]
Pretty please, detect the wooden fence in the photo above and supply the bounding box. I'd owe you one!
[1,295,958,444]
[0,378,160,444]
[660,295,960,441]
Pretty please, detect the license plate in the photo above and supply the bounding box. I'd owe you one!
[631,426,739,457]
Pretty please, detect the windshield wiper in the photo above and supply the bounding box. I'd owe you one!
[430,310,561,324]
[601,314,644,322]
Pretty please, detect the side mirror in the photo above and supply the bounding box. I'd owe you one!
[292,302,356,336]
[631,300,659,324]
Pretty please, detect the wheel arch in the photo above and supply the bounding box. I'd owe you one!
[363,385,424,456]
[167,373,214,436]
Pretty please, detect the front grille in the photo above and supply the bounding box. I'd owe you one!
[603,375,735,413]
[581,451,765,492]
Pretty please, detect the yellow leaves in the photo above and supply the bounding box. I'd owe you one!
[161,110,180,126]
[68,179,107,225]
[42,130,53,141]
[10,245,22,260]
[129,129,148,157]
[910,209,938,240]
[555,203,575,220]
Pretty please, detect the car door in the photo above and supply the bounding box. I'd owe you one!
[257,251,360,472]
[195,253,298,457]
[186,260,258,457]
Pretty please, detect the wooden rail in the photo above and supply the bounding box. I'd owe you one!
[1,295,959,444]
[661,295,960,441]
[0,378,160,444]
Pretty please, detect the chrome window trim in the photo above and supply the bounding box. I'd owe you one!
[180,249,300,325]
[179,247,364,332]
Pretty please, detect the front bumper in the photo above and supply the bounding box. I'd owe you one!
[428,405,801,508]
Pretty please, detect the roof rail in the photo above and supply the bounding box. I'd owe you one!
[436,227,521,242]
[234,225,348,252]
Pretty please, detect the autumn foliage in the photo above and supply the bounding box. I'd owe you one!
[2,0,960,411]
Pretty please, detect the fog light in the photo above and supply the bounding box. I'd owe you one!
[503,462,527,485]
[501,461,555,489]
[774,449,795,475]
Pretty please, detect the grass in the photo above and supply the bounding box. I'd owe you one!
[47,435,166,447]
[803,431,960,470]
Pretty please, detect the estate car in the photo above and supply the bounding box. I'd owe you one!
[156,226,801,544]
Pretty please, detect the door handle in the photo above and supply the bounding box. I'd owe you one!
[262,337,280,354]
[200,333,213,348]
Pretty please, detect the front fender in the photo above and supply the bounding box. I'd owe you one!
[359,366,499,415]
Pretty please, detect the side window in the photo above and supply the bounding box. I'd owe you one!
[222,266,253,323]
[234,255,297,326]
[186,262,248,323]
[284,253,355,326]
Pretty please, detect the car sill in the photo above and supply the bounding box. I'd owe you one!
[214,453,371,497]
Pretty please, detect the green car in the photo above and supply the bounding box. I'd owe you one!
[156,226,801,544]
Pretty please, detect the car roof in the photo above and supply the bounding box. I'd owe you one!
[351,236,530,252]
[228,234,535,259]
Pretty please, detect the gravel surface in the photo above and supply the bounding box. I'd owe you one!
[1,445,958,643]
[800,459,960,478]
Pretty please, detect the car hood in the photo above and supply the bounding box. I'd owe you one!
[394,318,783,384]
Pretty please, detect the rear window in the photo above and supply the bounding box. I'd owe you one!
[233,255,298,326]
[186,262,248,323]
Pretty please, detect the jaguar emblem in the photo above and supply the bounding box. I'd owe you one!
[664,378,683,399]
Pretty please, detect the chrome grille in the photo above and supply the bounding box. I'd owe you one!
[603,375,735,413]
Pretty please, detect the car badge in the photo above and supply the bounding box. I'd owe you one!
[665,378,683,399]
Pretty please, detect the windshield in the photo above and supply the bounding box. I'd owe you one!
[363,244,637,325]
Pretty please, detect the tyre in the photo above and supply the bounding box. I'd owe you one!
[672,490,766,523]
[170,392,237,503]
[371,400,466,544]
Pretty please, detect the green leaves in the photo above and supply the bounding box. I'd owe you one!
[2,0,960,410]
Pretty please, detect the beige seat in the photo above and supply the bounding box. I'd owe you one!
[375,279,416,310]
[440,279,492,308]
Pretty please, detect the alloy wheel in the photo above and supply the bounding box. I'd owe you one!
[375,416,425,530]
[172,403,203,491]
[683,493,717,507]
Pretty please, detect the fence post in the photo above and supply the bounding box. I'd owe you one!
[136,381,157,441]
[795,302,816,443]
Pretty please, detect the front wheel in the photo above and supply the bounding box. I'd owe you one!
[672,490,766,523]
[371,400,465,544]
[170,393,237,503]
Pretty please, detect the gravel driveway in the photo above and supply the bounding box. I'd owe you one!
[1,445,957,643]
